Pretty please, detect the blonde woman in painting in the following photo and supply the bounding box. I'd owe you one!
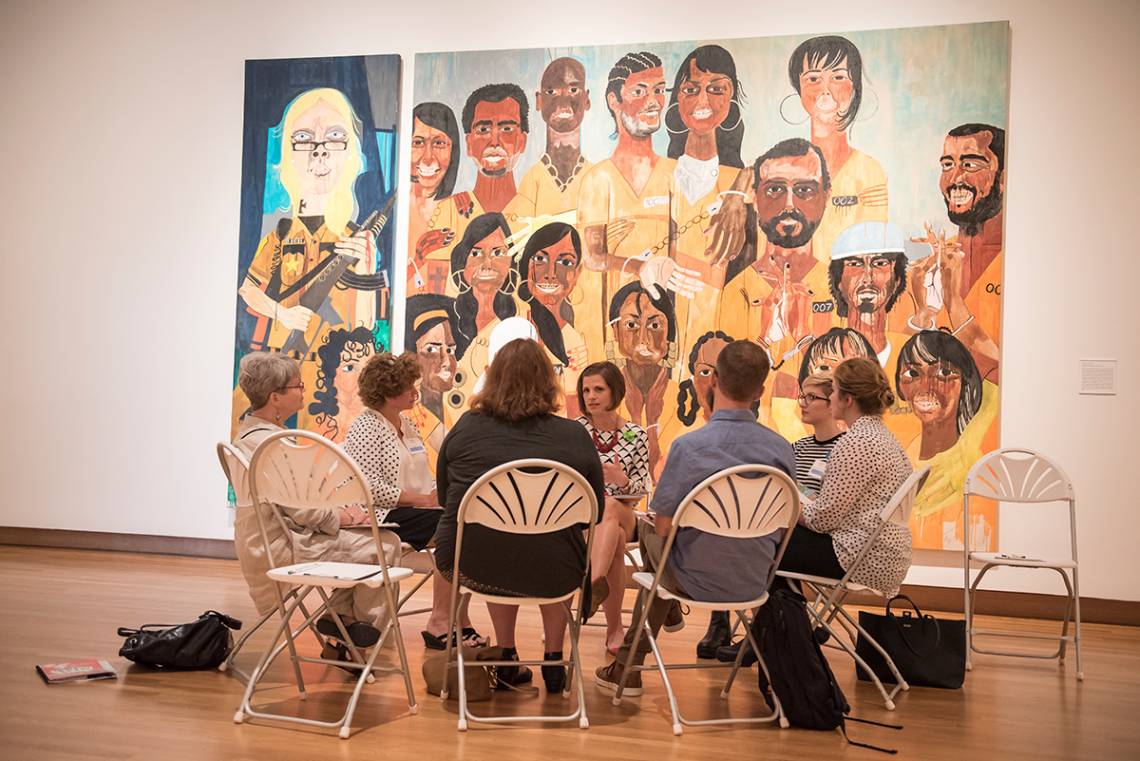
[236,87,379,429]
[784,36,888,261]
[894,331,998,550]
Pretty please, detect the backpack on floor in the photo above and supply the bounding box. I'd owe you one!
[753,588,849,729]
[752,589,899,753]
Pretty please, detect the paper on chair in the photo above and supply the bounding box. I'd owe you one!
[284,562,382,581]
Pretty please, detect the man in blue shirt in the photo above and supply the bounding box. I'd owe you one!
[595,340,795,695]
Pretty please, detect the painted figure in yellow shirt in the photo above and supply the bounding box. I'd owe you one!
[516,222,589,418]
[503,57,593,236]
[577,51,674,353]
[447,213,518,412]
[784,36,888,260]
[662,44,749,355]
[405,293,459,473]
[908,123,1005,379]
[896,331,998,550]
[407,102,479,296]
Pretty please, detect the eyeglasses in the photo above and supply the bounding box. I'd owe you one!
[797,393,829,405]
[291,139,348,152]
[278,382,305,392]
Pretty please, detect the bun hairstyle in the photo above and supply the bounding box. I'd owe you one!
[834,357,894,415]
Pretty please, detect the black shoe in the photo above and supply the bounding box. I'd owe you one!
[317,617,380,648]
[715,639,757,666]
[495,648,533,689]
[696,611,732,659]
[541,651,566,693]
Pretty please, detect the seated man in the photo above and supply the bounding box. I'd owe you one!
[594,340,795,695]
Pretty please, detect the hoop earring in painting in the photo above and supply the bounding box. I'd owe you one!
[565,286,584,307]
[860,85,880,123]
[498,269,519,295]
[779,93,808,126]
[452,271,471,295]
[664,102,688,136]
[717,100,743,132]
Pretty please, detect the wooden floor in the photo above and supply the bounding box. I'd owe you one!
[1,547,1136,760]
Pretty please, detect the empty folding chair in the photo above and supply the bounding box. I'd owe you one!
[776,466,930,710]
[964,448,1083,680]
[613,464,801,736]
[233,430,417,738]
[441,459,598,730]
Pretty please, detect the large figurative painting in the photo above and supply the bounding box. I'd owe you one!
[408,22,1008,551]
[232,55,401,443]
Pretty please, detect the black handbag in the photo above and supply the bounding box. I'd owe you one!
[117,610,242,669]
[855,595,965,689]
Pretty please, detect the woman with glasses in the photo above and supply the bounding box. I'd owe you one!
[233,352,400,660]
[792,372,844,498]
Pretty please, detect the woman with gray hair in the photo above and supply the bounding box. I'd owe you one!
[232,352,400,662]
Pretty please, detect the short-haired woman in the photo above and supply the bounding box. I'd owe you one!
[434,339,606,693]
[233,352,399,657]
[792,372,845,498]
[343,352,487,650]
[576,361,650,655]
[777,357,913,596]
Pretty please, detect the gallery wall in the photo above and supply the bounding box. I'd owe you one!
[1,0,1136,599]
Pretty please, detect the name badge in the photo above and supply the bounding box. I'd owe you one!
[808,459,828,481]
[407,442,426,456]
[643,195,668,208]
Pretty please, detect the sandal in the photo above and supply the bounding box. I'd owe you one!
[421,630,449,650]
[462,627,489,648]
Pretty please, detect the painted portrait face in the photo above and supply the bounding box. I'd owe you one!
[289,99,352,197]
[756,151,828,248]
[465,98,527,177]
[940,131,1003,228]
[410,117,452,196]
[332,340,374,415]
[611,66,666,138]
[462,227,511,295]
[805,337,870,377]
[615,292,669,366]
[693,337,729,417]
[580,373,614,416]
[415,321,457,394]
[839,254,899,315]
[898,359,962,428]
[677,59,734,136]
[528,232,579,311]
[538,59,590,134]
[798,55,854,129]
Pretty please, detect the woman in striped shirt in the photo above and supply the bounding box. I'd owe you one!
[792,372,844,497]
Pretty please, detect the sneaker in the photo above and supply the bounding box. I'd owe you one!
[696,611,732,659]
[662,601,686,633]
[594,661,643,696]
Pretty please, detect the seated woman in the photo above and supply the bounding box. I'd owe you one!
[232,352,400,658]
[342,353,486,650]
[575,361,651,655]
[434,338,606,693]
[778,357,913,596]
[792,372,845,498]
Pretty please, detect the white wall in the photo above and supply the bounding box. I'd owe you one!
[1,0,1136,600]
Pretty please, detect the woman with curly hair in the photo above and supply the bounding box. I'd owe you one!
[343,352,487,650]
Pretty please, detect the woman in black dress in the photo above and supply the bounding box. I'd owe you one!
[434,338,605,692]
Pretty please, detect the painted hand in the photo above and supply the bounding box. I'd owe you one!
[640,255,703,300]
[277,304,315,332]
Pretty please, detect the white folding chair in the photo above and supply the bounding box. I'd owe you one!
[215,442,328,683]
[441,458,598,731]
[777,466,930,710]
[233,430,418,738]
[613,464,801,736]
[964,448,1083,680]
